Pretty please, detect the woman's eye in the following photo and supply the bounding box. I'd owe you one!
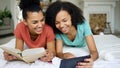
[40,18,45,22]
[40,19,44,22]
[32,21,38,24]
[55,22,59,24]
[63,19,67,22]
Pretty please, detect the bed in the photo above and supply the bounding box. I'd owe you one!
[0,34,120,68]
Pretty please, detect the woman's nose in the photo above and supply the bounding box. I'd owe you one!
[38,22,43,27]
[60,22,64,28]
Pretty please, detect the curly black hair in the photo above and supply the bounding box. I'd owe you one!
[19,0,42,19]
[45,1,85,34]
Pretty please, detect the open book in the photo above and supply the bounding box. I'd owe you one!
[0,46,46,63]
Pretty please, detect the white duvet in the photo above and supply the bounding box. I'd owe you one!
[0,35,120,68]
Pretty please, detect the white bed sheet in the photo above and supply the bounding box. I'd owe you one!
[93,35,120,68]
[0,34,120,68]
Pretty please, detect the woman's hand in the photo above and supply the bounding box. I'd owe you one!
[63,52,75,59]
[3,51,17,61]
[76,57,93,68]
[40,50,54,62]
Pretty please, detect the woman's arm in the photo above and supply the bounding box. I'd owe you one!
[46,40,56,56]
[4,37,24,61]
[85,35,99,61]
[40,40,56,62]
[76,35,98,68]
[56,39,64,58]
[56,39,75,59]
[15,38,24,50]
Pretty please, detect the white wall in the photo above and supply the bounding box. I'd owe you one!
[114,0,120,34]
[83,1,116,33]
[1,0,120,33]
[0,0,10,10]
[64,0,120,34]
[10,0,18,29]
[0,0,17,29]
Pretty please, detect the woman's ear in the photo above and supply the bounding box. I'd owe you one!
[23,19,27,26]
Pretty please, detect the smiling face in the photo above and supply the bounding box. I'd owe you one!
[55,10,73,34]
[24,11,45,35]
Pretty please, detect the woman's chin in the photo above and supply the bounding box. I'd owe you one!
[61,31,68,34]
[35,31,42,35]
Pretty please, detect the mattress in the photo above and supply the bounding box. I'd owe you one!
[0,34,120,68]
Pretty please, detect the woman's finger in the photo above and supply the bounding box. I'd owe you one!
[76,65,92,68]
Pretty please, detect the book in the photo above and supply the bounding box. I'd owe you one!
[60,55,91,68]
[0,46,46,63]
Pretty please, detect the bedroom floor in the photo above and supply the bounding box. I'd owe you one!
[0,34,120,45]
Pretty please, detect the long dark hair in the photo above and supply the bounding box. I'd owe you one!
[19,0,42,20]
[45,1,85,34]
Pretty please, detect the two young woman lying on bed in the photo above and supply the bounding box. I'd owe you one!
[3,0,98,68]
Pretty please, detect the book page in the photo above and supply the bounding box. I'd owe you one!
[22,52,46,63]
[0,46,46,63]
[0,46,23,60]
[22,47,46,63]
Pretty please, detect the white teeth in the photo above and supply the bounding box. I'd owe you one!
[61,27,67,32]
[62,28,66,32]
